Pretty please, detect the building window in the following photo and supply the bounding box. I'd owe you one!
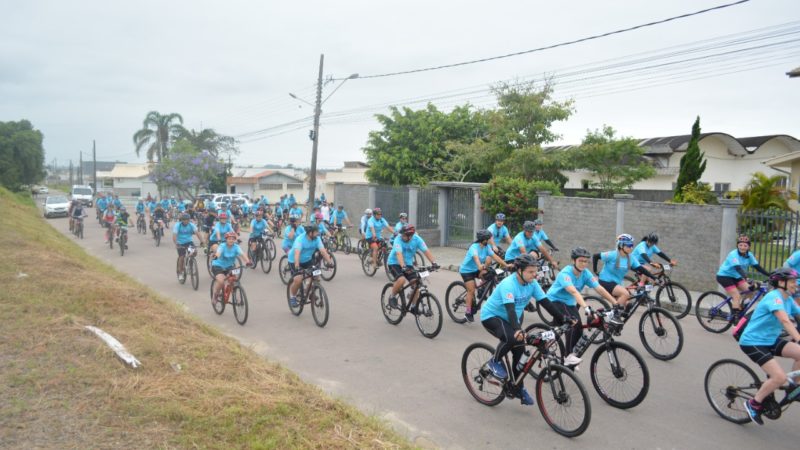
[776,177,788,188]
[286,183,303,190]
[713,183,730,193]
[581,180,590,190]
[259,183,282,190]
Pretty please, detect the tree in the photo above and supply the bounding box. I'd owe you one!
[0,120,45,191]
[480,177,562,232]
[570,126,656,198]
[673,116,707,201]
[149,140,226,200]
[490,81,574,149]
[494,146,570,186]
[133,111,184,162]
[740,172,796,211]
[176,127,238,159]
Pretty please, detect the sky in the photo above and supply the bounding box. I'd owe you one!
[2,0,799,170]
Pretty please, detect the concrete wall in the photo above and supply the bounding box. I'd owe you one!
[539,196,617,258]
[334,183,370,229]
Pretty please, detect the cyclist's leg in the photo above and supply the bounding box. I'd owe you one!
[744,343,788,403]
[289,268,304,297]
[783,341,800,382]
[463,276,477,310]
[611,284,631,307]
[212,269,226,296]
[176,245,186,274]
[719,276,744,310]
[482,316,522,370]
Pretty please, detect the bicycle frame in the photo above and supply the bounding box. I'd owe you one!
[707,285,768,323]
[499,324,571,389]
[397,266,436,307]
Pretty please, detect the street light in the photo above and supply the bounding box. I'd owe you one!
[289,54,358,208]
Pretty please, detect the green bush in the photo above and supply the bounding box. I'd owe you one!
[671,182,718,205]
[480,177,561,232]
[575,191,599,198]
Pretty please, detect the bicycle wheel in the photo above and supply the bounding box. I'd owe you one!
[310,284,330,328]
[695,291,733,333]
[278,256,291,285]
[232,286,249,325]
[461,342,505,406]
[189,258,199,290]
[524,323,565,380]
[414,250,426,267]
[320,253,336,281]
[266,238,276,261]
[414,292,443,339]
[589,341,649,409]
[361,252,378,277]
[260,246,272,274]
[704,358,761,424]
[206,249,214,277]
[210,280,225,315]
[638,307,683,361]
[78,223,83,239]
[384,256,396,281]
[286,278,304,316]
[343,235,352,255]
[155,228,161,247]
[536,364,592,438]
[380,283,404,325]
[119,233,125,256]
[655,281,692,319]
[445,281,468,324]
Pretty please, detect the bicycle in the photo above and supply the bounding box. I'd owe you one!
[117,225,128,256]
[285,264,330,327]
[461,323,592,437]
[264,230,277,262]
[150,220,165,247]
[625,264,692,319]
[333,225,352,255]
[704,360,800,424]
[445,265,508,324]
[695,281,768,333]
[248,234,272,274]
[379,265,443,338]
[73,216,85,239]
[385,248,426,282]
[178,243,200,290]
[209,265,249,325]
[312,250,336,281]
[361,237,391,277]
[136,213,147,234]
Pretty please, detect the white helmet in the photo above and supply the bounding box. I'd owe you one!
[365,208,372,215]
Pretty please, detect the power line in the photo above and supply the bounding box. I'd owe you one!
[351,0,754,79]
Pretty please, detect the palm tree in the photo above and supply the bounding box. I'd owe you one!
[132,111,184,162]
[175,126,238,158]
[740,172,796,211]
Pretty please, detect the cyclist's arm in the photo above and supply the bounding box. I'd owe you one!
[423,249,436,266]
[592,253,601,273]
[395,248,406,267]
[538,243,556,266]
[537,297,566,324]
[752,264,770,277]
[564,285,589,309]
[774,309,800,342]
[656,251,673,263]
[504,303,521,331]
[544,239,558,251]
[293,248,301,269]
[490,252,507,267]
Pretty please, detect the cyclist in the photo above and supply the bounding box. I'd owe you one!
[288,202,304,222]
[67,199,79,231]
[504,220,558,269]
[532,219,558,253]
[330,205,352,228]
[366,207,392,268]
[386,224,439,312]
[209,212,235,256]
[201,209,216,243]
[112,194,122,209]
[147,197,158,220]
[480,254,565,406]
[282,215,305,254]
[487,213,512,255]
[320,201,331,223]
[394,212,409,235]
[313,212,330,236]
[359,209,372,237]
[632,232,677,282]
[102,203,117,244]
[549,247,620,367]
[716,234,771,313]
[151,204,167,238]
[96,194,108,221]
[288,224,334,307]
[114,206,131,248]
[592,233,657,312]
[173,212,203,280]
[70,199,87,233]
[783,249,800,299]
[211,231,251,301]
[248,210,270,263]
[309,206,322,224]
[740,267,800,425]
[460,229,508,322]
[135,198,145,224]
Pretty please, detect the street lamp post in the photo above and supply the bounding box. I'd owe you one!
[289,54,357,209]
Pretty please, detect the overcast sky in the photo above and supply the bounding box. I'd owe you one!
[2,0,799,169]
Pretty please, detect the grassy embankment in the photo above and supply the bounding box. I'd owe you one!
[0,187,411,449]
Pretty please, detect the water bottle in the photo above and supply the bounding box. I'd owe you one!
[516,351,531,372]
[572,334,591,357]
[787,380,800,402]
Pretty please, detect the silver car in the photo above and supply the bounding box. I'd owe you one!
[44,195,70,218]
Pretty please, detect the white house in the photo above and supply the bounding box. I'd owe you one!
[318,161,369,203]
[105,163,155,197]
[227,170,306,203]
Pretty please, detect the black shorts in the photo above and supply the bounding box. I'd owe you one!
[389,264,418,280]
[740,340,789,366]
[717,275,745,289]
[461,271,479,283]
[248,236,263,243]
[599,280,618,293]
[290,260,314,276]
[176,243,192,256]
[211,266,229,277]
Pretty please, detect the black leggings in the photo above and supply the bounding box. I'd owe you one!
[482,317,524,377]
[553,303,582,355]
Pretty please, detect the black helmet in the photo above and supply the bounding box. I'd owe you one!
[513,254,539,270]
[533,219,543,226]
[303,224,317,234]
[180,213,190,221]
[769,267,798,287]
[645,232,659,244]
[570,247,591,260]
[475,229,492,242]
[523,221,536,232]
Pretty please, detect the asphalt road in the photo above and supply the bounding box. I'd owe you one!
[45,210,799,449]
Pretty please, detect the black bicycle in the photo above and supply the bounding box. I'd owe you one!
[379,265,443,338]
[285,264,330,327]
[136,213,147,234]
[445,265,508,324]
[178,243,200,290]
[248,233,272,274]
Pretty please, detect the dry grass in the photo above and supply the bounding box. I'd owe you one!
[0,188,413,450]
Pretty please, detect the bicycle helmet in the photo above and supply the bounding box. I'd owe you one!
[401,224,416,236]
[616,233,634,248]
[399,212,408,219]
[365,208,372,215]
[303,224,317,234]
[769,267,798,287]
[224,231,237,239]
[495,213,506,221]
[337,204,344,209]
[737,234,751,245]
[571,247,592,260]
[180,213,190,220]
[289,216,297,223]
[523,221,536,232]
[645,232,659,244]
[533,219,543,226]
[513,253,539,270]
[476,229,492,242]
[373,207,382,215]
[218,213,228,219]
[119,206,126,211]
[314,212,323,220]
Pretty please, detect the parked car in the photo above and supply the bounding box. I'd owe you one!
[70,185,94,207]
[44,195,70,218]
[38,186,49,195]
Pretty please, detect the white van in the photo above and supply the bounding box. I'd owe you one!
[71,185,94,207]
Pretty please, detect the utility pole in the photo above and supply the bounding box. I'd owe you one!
[69,160,74,186]
[92,140,97,192]
[79,151,83,184]
[307,53,324,209]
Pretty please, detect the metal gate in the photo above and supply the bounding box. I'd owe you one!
[417,187,439,229]
[446,187,474,249]
[375,186,409,225]
[737,209,800,280]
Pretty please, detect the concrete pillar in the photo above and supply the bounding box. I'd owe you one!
[408,187,419,227]
[472,188,482,236]
[719,199,742,265]
[536,190,551,220]
[368,185,376,210]
[613,194,634,237]
[438,187,448,246]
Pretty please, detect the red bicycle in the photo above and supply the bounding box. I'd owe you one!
[209,265,249,325]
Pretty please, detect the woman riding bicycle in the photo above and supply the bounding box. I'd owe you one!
[592,233,656,313]
[386,224,438,311]
[632,232,678,283]
[716,234,770,313]
[740,267,800,425]
[487,213,512,255]
[211,231,251,300]
[282,215,305,254]
[209,212,235,256]
[480,254,565,406]
[460,229,508,322]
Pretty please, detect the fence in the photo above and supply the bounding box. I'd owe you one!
[737,209,800,281]
[417,187,439,229]
[446,187,475,249]
[375,186,409,225]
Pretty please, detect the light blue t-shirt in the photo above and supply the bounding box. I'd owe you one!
[394,221,407,234]
[784,250,800,287]
[147,201,157,213]
[282,224,305,250]
[331,210,348,225]
[633,241,662,265]
[717,250,758,278]
[548,266,601,306]
[487,223,509,242]
[739,290,800,346]
[136,202,145,214]
[387,234,428,266]
[210,222,234,243]
[212,243,243,269]
[480,275,546,322]
[288,235,324,264]
[250,218,268,237]
[172,221,197,245]
[289,207,303,219]
[366,217,390,239]
[504,232,542,262]
[460,242,494,274]
[533,229,549,243]
[598,250,641,284]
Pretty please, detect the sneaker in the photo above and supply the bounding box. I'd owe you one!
[608,311,625,326]
[408,304,419,315]
[744,399,764,425]
[388,295,399,309]
[290,296,299,308]
[487,359,508,380]
[464,309,475,323]
[564,353,583,366]
[177,272,186,282]
[519,387,534,406]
